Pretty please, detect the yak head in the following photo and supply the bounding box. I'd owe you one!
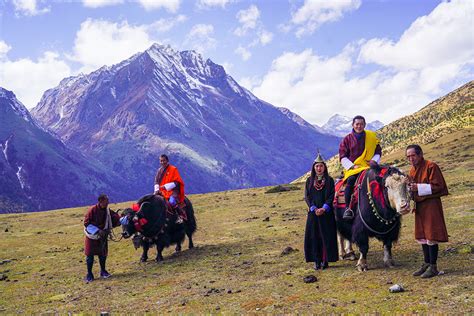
[120,208,137,239]
[384,172,411,215]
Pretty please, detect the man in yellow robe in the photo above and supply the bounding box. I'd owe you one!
[338,115,382,220]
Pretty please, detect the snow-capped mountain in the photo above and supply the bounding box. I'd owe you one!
[0,87,133,213]
[320,114,384,137]
[32,44,340,197]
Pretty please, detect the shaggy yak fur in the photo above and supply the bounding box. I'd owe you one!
[121,194,197,262]
[334,166,409,271]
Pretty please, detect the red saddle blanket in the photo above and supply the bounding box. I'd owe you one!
[333,168,389,210]
[333,170,368,210]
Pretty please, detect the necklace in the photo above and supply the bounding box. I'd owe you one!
[313,177,325,191]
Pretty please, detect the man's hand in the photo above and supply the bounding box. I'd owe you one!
[409,183,418,192]
[369,160,378,168]
[351,164,359,170]
[98,229,108,238]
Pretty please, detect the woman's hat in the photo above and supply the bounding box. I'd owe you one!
[314,151,325,163]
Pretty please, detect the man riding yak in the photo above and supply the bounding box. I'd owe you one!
[154,154,187,224]
[339,115,382,221]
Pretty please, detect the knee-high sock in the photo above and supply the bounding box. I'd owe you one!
[428,244,438,265]
[86,255,94,275]
[99,255,107,271]
[422,244,429,263]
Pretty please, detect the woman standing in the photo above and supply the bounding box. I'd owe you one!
[304,153,339,270]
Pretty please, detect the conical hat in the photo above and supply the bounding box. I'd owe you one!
[314,152,325,163]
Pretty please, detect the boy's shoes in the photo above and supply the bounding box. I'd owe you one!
[100,270,111,279]
[85,273,94,283]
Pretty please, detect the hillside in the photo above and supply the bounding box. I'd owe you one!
[0,132,472,313]
[293,80,474,183]
[32,43,339,197]
[0,88,133,213]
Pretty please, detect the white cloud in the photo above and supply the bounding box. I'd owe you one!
[82,0,124,8]
[12,0,50,16]
[0,41,12,59]
[290,0,361,37]
[234,5,260,36]
[137,0,180,12]
[0,51,71,109]
[251,0,473,125]
[235,46,251,61]
[258,29,273,46]
[148,15,187,33]
[69,19,160,73]
[197,0,234,9]
[359,0,474,71]
[184,24,217,53]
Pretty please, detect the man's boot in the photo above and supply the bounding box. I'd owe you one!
[412,263,430,276]
[343,207,354,220]
[421,264,439,278]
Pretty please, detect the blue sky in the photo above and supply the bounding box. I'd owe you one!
[0,0,473,125]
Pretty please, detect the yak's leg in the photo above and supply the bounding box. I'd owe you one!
[187,230,194,249]
[356,237,369,272]
[140,242,149,262]
[156,245,164,262]
[383,240,395,268]
[337,233,346,259]
[175,242,182,252]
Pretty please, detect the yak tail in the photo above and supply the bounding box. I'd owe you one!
[184,197,197,233]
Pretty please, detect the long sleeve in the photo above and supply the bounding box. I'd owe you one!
[304,178,312,208]
[324,177,335,210]
[427,163,448,196]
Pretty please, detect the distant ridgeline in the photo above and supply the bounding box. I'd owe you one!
[293,80,474,183]
[1,43,341,213]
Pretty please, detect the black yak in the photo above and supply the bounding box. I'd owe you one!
[334,166,411,271]
[121,194,197,262]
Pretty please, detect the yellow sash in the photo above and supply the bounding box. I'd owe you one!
[343,130,379,181]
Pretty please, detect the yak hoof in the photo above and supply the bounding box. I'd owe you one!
[175,245,182,252]
[156,256,164,262]
[189,243,194,249]
[140,256,148,262]
[357,264,368,272]
[384,260,396,268]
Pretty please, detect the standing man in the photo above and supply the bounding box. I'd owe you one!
[339,115,382,220]
[83,194,120,282]
[407,144,449,278]
[154,154,186,222]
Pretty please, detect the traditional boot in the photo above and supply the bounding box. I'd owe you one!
[412,263,430,276]
[421,264,439,278]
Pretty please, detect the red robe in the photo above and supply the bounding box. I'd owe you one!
[84,204,120,256]
[409,159,449,242]
[154,164,185,203]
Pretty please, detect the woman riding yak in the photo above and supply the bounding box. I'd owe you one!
[304,153,339,270]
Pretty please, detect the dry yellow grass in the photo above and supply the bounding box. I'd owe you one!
[0,130,473,313]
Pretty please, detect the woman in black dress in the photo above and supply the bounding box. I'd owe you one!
[304,153,338,270]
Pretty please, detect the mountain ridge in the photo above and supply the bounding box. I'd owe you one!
[32,43,340,197]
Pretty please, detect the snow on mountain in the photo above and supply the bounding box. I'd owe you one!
[32,43,340,197]
[321,114,384,137]
[0,87,133,213]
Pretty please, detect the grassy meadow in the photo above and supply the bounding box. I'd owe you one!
[0,129,473,313]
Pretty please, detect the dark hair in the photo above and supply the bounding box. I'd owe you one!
[310,161,329,179]
[98,194,108,202]
[406,144,423,155]
[352,115,366,124]
[160,154,169,161]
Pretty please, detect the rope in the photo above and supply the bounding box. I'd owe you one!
[357,176,399,235]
